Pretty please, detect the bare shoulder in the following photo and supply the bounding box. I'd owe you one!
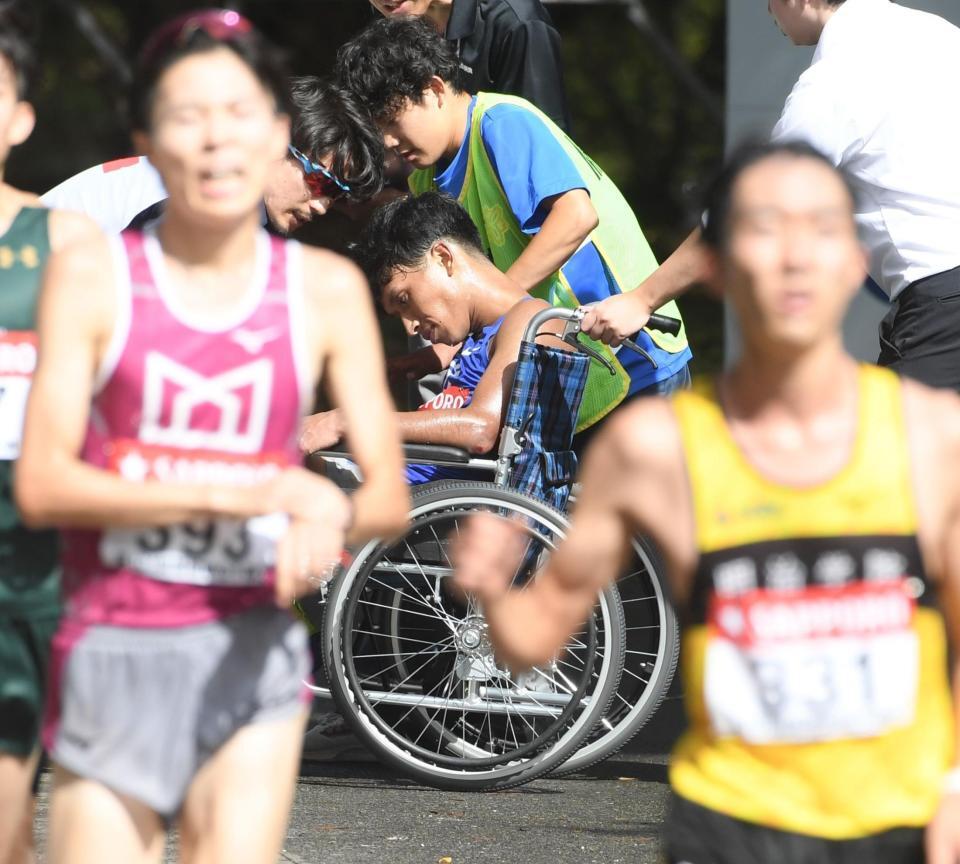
[578,397,688,503]
[901,377,960,449]
[504,296,551,328]
[42,223,115,329]
[47,209,104,252]
[299,244,368,309]
[598,396,685,473]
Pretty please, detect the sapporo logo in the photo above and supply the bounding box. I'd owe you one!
[140,352,273,453]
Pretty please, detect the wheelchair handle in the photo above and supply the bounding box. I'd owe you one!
[644,313,682,337]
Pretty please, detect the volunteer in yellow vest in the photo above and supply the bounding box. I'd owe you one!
[452,140,960,863]
[336,15,690,432]
[0,14,99,863]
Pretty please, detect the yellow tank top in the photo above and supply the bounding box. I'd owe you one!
[669,365,954,839]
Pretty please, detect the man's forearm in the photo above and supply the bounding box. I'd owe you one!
[396,409,498,455]
[506,191,598,293]
[635,227,707,310]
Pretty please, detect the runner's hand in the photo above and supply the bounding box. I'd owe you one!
[274,516,344,606]
[451,512,526,603]
[298,411,344,454]
[580,293,652,347]
[266,467,352,528]
[926,789,960,864]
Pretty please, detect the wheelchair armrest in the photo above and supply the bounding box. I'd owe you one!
[402,443,473,464]
[309,442,475,464]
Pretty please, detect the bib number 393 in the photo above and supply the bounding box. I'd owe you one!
[703,581,919,744]
[0,332,38,461]
[99,439,289,587]
[100,513,288,587]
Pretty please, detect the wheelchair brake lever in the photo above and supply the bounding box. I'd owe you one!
[620,337,659,370]
[565,333,617,376]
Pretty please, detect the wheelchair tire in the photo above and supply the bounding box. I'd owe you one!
[321,480,625,792]
[550,536,679,775]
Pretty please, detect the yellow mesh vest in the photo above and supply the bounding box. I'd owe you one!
[409,92,688,431]
[668,365,954,839]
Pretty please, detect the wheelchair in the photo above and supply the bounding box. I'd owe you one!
[304,307,679,791]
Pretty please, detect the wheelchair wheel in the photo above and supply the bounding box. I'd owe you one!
[551,536,679,775]
[322,480,625,791]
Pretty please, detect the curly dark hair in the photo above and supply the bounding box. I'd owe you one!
[351,192,483,300]
[288,76,384,203]
[335,16,462,124]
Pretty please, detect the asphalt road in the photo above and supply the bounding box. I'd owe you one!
[32,698,685,864]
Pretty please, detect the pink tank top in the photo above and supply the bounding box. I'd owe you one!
[61,229,312,627]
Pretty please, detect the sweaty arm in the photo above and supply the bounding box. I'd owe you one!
[394,299,559,455]
[454,398,696,668]
[303,250,409,544]
[15,233,279,528]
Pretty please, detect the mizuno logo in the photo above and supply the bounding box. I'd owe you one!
[229,325,284,354]
[140,353,274,452]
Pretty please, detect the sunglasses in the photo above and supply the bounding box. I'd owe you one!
[288,145,352,201]
[141,8,254,68]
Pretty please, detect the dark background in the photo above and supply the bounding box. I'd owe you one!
[8,0,726,370]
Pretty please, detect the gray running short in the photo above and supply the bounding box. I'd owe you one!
[48,605,309,819]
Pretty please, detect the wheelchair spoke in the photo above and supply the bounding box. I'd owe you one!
[349,627,451,649]
[367,644,458,709]
[357,634,457,682]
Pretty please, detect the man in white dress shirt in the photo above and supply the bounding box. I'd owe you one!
[578,0,960,390]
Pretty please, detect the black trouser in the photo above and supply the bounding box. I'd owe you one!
[663,794,925,864]
[878,265,960,390]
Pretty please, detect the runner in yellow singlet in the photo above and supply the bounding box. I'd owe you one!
[453,140,960,864]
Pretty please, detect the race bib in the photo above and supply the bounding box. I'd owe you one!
[0,331,38,460]
[99,440,289,586]
[704,581,918,744]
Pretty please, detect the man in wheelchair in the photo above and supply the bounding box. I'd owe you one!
[298,191,576,487]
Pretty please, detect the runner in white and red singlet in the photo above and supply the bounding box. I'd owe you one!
[14,10,408,863]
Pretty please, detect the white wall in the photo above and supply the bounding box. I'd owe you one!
[725,0,960,362]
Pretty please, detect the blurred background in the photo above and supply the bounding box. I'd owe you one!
[8,0,726,369]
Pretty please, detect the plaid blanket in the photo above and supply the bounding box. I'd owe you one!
[505,342,589,511]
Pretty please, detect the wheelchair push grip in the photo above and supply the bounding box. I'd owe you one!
[618,314,682,369]
[644,313,682,336]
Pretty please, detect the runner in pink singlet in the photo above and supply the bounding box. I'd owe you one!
[14,10,408,863]
[58,228,309,629]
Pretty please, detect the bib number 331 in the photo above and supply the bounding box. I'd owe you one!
[704,581,919,744]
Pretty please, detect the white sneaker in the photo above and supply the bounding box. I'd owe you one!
[301,713,375,762]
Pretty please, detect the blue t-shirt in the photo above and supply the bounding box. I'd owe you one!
[434,98,691,395]
[405,315,505,485]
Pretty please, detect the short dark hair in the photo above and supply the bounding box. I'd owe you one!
[352,192,484,299]
[288,76,384,202]
[335,16,462,124]
[701,139,858,250]
[130,10,292,131]
[0,1,37,100]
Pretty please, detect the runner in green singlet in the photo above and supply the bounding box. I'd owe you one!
[0,15,99,863]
